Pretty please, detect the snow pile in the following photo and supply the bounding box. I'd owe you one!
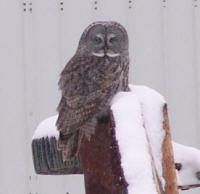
[131,85,166,186]
[32,115,59,140]
[173,142,200,185]
[111,85,166,194]
[111,92,158,194]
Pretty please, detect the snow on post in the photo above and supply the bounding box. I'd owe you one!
[111,91,163,194]
[32,115,59,140]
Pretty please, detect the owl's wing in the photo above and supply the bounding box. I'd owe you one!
[56,95,98,134]
[56,56,101,135]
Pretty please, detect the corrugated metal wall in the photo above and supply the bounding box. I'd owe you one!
[0,0,199,193]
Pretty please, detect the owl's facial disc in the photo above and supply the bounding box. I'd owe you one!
[106,26,127,57]
[92,33,122,58]
[91,33,105,57]
[86,23,127,58]
[86,24,106,57]
[106,34,120,57]
[91,33,121,58]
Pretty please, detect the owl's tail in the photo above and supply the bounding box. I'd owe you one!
[57,130,82,161]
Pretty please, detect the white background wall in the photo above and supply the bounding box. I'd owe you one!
[0,0,199,194]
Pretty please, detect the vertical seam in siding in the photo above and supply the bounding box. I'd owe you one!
[192,0,200,147]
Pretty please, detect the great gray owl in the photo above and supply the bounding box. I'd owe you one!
[56,21,130,161]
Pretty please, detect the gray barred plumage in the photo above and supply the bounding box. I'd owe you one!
[56,21,130,161]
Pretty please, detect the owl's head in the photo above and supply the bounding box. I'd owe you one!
[77,21,129,58]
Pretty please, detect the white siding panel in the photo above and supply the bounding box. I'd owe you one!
[0,1,28,194]
[194,0,200,149]
[23,0,69,193]
[31,0,61,120]
[165,0,198,148]
[129,0,166,95]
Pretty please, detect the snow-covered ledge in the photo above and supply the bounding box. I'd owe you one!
[32,85,180,193]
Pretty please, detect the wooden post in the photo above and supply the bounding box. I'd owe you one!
[79,112,128,194]
[162,104,179,194]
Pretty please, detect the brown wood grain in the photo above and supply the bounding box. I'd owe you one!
[162,104,179,194]
[79,111,128,194]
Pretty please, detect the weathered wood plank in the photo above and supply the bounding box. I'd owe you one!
[162,104,179,194]
[32,137,82,175]
[32,140,41,172]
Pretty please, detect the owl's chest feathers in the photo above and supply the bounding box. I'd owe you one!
[79,57,122,89]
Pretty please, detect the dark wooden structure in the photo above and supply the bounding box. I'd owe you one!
[32,105,180,194]
[32,112,128,193]
[79,113,128,194]
[32,137,82,175]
